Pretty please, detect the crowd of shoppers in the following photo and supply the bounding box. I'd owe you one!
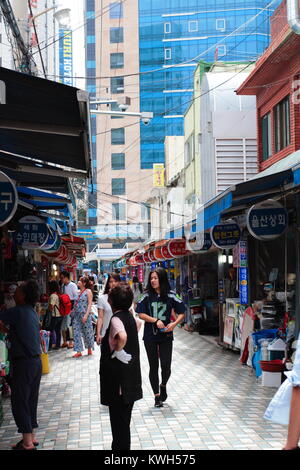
[1,266,299,452]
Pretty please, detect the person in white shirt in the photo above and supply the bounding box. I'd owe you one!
[60,271,79,349]
[96,273,121,345]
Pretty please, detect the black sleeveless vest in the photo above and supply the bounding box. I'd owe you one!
[100,310,143,406]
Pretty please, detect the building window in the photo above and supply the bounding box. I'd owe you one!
[112,203,125,220]
[184,133,194,165]
[111,128,125,145]
[111,102,123,119]
[109,2,123,19]
[217,45,226,57]
[110,27,123,43]
[274,96,291,153]
[112,153,125,169]
[141,203,151,220]
[112,178,125,195]
[262,113,272,161]
[165,48,172,60]
[164,22,171,34]
[110,52,124,69]
[188,20,198,32]
[216,19,226,31]
[111,76,124,94]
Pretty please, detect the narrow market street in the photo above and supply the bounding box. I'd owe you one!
[0,328,285,451]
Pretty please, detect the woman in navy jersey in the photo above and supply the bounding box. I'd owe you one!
[136,267,185,408]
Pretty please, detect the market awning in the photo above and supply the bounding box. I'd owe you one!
[17,187,72,217]
[61,235,86,259]
[0,66,91,176]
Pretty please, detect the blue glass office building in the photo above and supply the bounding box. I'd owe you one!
[139,0,280,169]
[86,0,97,226]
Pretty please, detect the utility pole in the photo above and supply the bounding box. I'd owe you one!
[0,0,36,74]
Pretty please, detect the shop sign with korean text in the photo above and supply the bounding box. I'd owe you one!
[189,232,212,252]
[247,199,288,241]
[239,267,249,305]
[167,240,188,258]
[211,222,241,249]
[0,171,18,227]
[16,216,48,249]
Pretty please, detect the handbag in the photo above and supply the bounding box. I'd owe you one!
[264,372,293,426]
[42,309,52,330]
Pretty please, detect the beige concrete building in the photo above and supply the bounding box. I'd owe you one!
[93,0,152,249]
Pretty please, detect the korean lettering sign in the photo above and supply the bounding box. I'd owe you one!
[0,172,18,227]
[247,200,288,241]
[211,223,241,249]
[167,240,188,258]
[16,216,48,249]
[239,267,249,305]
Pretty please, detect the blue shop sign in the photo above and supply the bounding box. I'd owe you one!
[0,171,18,227]
[16,216,49,249]
[247,200,288,241]
[211,222,241,249]
[240,267,249,305]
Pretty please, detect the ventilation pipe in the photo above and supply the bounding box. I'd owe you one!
[287,0,300,34]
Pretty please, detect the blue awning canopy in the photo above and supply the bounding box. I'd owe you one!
[17,186,72,218]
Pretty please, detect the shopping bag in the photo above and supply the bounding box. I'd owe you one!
[41,353,50,374]
[264,372,292,426]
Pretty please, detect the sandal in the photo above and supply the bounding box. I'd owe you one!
[11,439,39,450]
[72,352,82,358]
[12,440,37,450]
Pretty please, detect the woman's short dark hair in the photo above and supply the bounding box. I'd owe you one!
[108,283,133,311]
[104,273,121,294]
[20,280,40,306]
[146,267,171,301]
[49,280,60,294]
[80,277,93,289]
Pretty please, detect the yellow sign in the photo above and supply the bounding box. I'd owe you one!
[153,164,165,187]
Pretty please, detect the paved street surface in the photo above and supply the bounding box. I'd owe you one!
[0,328,286,450]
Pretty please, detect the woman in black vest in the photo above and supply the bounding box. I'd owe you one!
[100,283,142,451]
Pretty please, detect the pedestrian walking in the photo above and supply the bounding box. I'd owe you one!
[60,271,78,349]
[0,280,42,450]
[136,267,186,408]
[100,283,142,451]
[132,276,143,308]
[96,273,121,345]
[48,280,63,350]
[72,277,94,358]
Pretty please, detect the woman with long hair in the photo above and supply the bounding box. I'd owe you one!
[96,273,121,345]
[72,277,94,358]
[136,267,186,408]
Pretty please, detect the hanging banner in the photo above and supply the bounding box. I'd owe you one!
[247,199,288,241]
[0,171,18,227]
[167,239,188,258]
[143,251,151,263]
[153,164,165,187]
[161,245,174,260]
[189,232,212,252]
[16,216,48,249]
[153,247,165,261]
[59,28,73,86]
[239,266,249,305]
[211,222,241,249]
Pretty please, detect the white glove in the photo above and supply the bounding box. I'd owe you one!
[111,349,132,364]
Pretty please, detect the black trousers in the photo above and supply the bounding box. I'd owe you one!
[10,357,42,434]
[144,340,173,395]
[50,317,63,348]
[108,397,134,451]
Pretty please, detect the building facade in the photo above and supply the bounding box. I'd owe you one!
[138,0,280,169]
